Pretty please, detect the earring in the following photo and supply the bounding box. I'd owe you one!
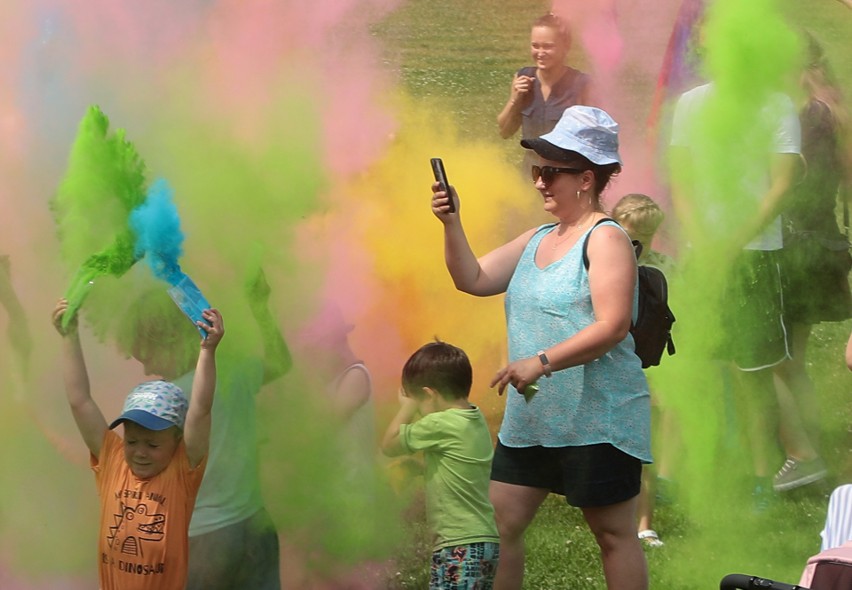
[576,190,581,200]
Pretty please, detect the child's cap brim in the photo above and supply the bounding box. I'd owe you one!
[109,410,178,431]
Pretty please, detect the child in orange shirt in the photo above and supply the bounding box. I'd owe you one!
[51,298,224,590]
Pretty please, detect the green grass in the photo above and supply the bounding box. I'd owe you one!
[373,1,852,588]
[373,0,550,145]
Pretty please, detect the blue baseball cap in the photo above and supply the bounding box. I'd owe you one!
[109,380,188,431]
[521,105,623,166]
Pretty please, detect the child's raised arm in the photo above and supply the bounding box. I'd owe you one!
[183,308,224,468]
[246,267,292,384]
[381,389,420,458]
[1,256,32,374]
[51,298,108,457]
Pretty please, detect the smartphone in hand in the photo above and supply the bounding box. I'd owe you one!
[430,158,455,213]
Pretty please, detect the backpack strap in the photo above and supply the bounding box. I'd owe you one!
[582,218,616,269]
[582,218,642,268]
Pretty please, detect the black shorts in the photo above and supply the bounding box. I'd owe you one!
[780,232,852,325]
[719,250,791,370]
[490,441,642,508]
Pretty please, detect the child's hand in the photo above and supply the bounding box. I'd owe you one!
[397,387,420,411]
[198,308,224,349]
[51,298,78,337]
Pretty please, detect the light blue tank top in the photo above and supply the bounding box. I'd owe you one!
[500,221,652,463]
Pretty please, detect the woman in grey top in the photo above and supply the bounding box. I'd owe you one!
[497,12,592,173]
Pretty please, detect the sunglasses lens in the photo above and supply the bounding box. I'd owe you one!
[531,166,554,184]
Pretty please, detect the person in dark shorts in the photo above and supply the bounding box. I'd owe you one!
[432,105,650,590]
[772,31,851,492]
[669,17,803,507]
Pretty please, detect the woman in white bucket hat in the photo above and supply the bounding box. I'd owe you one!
[431,105,650,590]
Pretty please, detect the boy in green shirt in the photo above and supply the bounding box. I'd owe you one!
[382,341,500,590]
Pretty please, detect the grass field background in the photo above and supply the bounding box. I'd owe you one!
[372,1,852,588]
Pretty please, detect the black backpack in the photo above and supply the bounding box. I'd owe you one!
[582,219,676,368]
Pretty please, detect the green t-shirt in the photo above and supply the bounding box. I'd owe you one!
[400,406,499,551]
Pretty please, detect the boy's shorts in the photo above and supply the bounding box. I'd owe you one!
[490,442,641,507]
[720,250,791,371]
[430,541,499,590]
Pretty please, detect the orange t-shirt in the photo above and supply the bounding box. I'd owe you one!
[92,430,207,590]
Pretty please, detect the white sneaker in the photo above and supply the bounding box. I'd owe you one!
[638,529,664,548]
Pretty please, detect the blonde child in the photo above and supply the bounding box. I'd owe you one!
[611,193,674,274]
[382,340,499,589]
[51,298,223,590]
[611,194,675,548]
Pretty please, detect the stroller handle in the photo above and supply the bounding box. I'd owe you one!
[720,573,808,590]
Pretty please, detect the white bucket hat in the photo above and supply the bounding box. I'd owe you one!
[521,105,623,166]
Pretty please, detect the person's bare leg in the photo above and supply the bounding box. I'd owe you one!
[490,481,549,590]
[774,323,821,459]
[582,497,648,590]
[735,367,779,478]
[636,467,656,537]
[638,400,662,540]
[656,405,678,480]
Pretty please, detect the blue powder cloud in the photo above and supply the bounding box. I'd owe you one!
[130,178,184,286]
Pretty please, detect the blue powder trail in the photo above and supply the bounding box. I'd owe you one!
[130,178,184,286]
[130,178,211,335]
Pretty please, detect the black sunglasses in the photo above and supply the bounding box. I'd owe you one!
[531,165,584,185]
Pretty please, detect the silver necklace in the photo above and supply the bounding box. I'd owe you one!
[550,220,587,250]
